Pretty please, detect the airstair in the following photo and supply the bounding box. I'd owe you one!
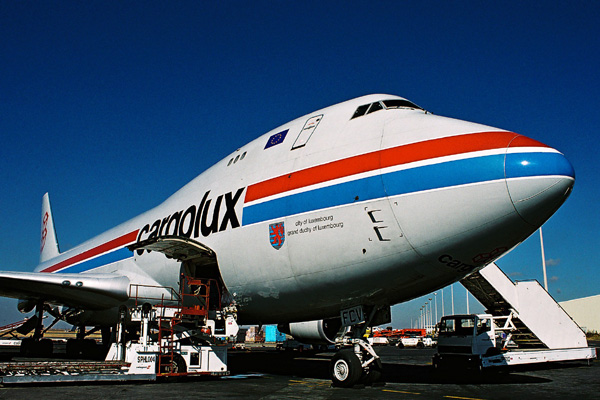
[461,262,588,350]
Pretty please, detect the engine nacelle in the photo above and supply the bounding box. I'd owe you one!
[278,318,343,345]
[17,299,36,313]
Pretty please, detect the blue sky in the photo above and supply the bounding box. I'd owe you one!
[0,2,598,327]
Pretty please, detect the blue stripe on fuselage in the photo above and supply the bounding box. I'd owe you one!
[505,152,574,180]
[55,247,133,274]
[242,152,571,226]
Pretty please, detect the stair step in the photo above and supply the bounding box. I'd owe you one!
[460,263,587,350]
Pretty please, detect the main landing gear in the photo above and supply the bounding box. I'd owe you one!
[20,302,54,357]
[18,302,109,360]
[65,326,107,359]
[330,305,388,388]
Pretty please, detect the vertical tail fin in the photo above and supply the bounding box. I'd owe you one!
[40,193,60,263]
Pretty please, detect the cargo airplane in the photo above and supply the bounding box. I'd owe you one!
[0,94,574,386]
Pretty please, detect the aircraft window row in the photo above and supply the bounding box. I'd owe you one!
[351,99,423,119]
[227,151,247,166]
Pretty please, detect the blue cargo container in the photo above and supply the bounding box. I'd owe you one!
[264,325,286,343]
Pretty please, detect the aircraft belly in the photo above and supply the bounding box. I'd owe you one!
[217,222,296,306]
[233,248,425,323]
[225,199,421,322]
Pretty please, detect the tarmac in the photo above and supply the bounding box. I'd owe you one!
[0,345,598,399]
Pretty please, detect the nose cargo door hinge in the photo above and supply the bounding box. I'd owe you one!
[366,209,391,242]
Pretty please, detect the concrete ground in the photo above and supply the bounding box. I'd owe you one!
[0,345,598,399]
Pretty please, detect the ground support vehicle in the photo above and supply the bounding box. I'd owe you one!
[368,336,389,346]
[397,335,420,348]
[396,336,435,348]
[433,313,596,370]
[0,360,150,384]
[0,275,237,384]
[434,263,596,370]
[104,300,230,377]
[480,346,596,368]
[395,330,435,348]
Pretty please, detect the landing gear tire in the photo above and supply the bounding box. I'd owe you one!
[432,353,446,370]
[20,338,53,357]
[361,358,383,385]
[66,339,99,359]
[331,349,362,388]
[39,338,53,357]
[158,354,187,374]
[66,339,81,358]
[20,337,34,357]
[475,360,484,374]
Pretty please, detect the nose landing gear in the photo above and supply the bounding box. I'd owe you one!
[330,305,389,387]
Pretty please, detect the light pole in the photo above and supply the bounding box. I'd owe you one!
[466,288,470,314]
[540,227,548,291]
[434,292,438,325]
[451,284,455,315]
[441,288,445,317]
[428,298,432,332]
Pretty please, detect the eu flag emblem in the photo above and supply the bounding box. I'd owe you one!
[264,129,288,149]
[269,222,285,250]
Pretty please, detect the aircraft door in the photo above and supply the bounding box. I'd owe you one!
[362,201,413,254]
[180,259,226,312]
[291,115,323,149]
[130,236,230,311]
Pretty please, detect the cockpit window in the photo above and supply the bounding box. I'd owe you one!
[351,98,425,120]
[382,99,423,110]
[351,104,370,119]
[366,101,384,114]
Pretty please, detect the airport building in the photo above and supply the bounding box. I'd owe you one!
[560,294,600,333]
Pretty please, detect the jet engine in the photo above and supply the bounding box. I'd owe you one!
[278,318,344,344]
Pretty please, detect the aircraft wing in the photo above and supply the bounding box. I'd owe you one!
[0,271,129,310]
[0,237,214,315]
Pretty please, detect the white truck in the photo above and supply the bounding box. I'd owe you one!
[367,336,389,346]
[421,336,437,348]
[432,313,596,370]
[396,331,435,348]
[397,333,420,348]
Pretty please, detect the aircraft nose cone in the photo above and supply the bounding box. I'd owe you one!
[505,136,575,227]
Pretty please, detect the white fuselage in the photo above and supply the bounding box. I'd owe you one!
[34,94,575,325]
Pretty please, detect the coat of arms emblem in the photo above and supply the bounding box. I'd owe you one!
[269,222,285,250]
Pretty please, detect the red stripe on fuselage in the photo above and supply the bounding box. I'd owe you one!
[41,230,139,273]
[245,131,548,203]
